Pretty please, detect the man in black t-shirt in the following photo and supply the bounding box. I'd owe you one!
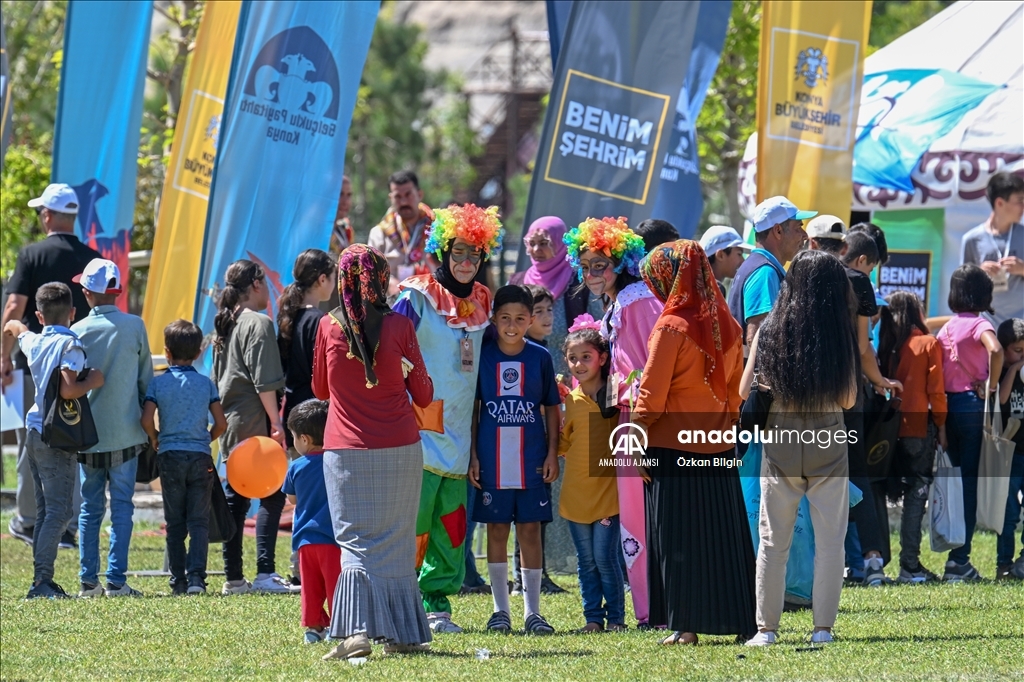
[1,183,100,545]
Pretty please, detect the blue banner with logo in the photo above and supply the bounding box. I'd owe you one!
[539,1,730,245]
[195,1,379,342]
[52,0,152,304]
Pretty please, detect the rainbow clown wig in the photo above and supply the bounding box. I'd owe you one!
[564,216,646,277]
[425,204,505,259]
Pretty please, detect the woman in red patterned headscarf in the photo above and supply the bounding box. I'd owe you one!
[632,239,755,646]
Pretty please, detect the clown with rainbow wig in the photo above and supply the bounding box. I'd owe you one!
[392,204,503,634]
[563,216,663,628]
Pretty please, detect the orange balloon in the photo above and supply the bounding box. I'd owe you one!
[226,436,288,499]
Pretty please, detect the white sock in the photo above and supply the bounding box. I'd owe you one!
[522,568,542,619]
[488,563,510,614]
[867,557,883,571]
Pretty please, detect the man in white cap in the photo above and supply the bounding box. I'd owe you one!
[70,258,152,597]
[2,183,100,547]
[805,215,848,257]
[727,196,816,345]
[699,225,753,296]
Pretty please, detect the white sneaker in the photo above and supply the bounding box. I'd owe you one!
[251,572,295,594]
[427,612,464,634]
[104,582,143,598]
[222,579,252,595]
[810,630,834,644]
[745,631,777,647]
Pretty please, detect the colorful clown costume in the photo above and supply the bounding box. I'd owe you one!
[393,274,492,618]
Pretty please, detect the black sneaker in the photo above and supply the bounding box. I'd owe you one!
[942,560,982,582]
[486,610,512,633]
[8,518,34,546]
[171,580,189,596]
[27,580,70,600]
[525,613,555,635]
[897,562,940,584]
[187,576,207,595]
[58,530,77,550]
[288,573,301,587]
[540,572,567,594]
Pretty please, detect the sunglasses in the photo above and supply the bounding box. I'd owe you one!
[450,246,483,264]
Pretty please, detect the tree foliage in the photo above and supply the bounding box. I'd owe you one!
[346,8,479,237]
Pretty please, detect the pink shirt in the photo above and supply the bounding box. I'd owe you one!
[938,313,995,393]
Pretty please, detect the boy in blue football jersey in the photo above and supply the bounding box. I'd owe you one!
[469,285,561,634]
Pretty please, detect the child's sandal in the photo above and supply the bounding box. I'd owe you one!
[576,622,604,634]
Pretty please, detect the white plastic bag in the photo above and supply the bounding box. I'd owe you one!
[929,446,965,552]
[976,383,1016,532]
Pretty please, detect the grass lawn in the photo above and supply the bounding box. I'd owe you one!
[0,509,1021,681]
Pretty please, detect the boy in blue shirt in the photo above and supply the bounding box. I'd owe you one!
[469,285,561,634]
[282,399,339,644]
[142,320,227,595]
[2,282,104,599]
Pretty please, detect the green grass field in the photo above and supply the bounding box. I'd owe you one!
[1,509,1021,681]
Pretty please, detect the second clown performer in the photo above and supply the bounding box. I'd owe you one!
[393,204,503,633]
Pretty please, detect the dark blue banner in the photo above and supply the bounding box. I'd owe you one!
[539,0,730,246]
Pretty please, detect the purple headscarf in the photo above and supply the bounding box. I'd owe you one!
[522,216,573,299]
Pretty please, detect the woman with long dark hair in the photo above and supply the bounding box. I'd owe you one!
[633,240,754,645]
[212,259,292,595]
[314,245,435,659]
[277,249,337,454]
[741,250,860,646]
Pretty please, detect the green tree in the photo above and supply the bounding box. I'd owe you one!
[869,0,954,52]
[346,8,479,237]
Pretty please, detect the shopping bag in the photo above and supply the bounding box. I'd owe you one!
[929,446,965,552]
[208,479,237,544]
[976,376,1016,532]
[135,444,160,484]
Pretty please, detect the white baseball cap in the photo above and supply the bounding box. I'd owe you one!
[751,196,816,233]
[72,258,123,295]
[27,183,80,214]
[700,225,753,258]
[806,214,848,241]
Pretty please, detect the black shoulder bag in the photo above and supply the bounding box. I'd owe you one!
[739,360,773,433]
[41,340,99,452]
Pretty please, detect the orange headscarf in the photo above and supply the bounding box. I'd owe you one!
[640,239,741,402]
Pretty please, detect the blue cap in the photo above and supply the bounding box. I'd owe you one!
[751,196,817,232]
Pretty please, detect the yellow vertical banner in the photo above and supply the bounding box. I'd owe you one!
[756,0,872,214]
[142,0,241,354]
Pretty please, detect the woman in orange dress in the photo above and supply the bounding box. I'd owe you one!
[633,239,756,645]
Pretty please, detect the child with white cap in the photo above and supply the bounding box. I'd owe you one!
[699,225,753,296]
[70,258,153,597]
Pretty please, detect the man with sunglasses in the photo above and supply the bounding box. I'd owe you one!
[2,183,100,548]
[368,170,436,294]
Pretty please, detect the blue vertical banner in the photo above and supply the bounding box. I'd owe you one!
[53,0,152,306]
[650,1,731,239]
[195,0,379,341]
[540,0,731,246]
[521,1,700,271]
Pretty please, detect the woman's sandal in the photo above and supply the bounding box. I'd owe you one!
[661,631,698,645]
[606,623,628,632]
[576,622,604,634]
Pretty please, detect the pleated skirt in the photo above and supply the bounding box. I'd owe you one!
[646,446,757,636]
[325,444,432,645]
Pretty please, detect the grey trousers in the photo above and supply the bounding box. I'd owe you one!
[27,430,78,583]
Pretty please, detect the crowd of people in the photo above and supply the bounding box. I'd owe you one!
[1,169,1022,660]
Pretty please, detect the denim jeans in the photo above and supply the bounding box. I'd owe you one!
[223,482,285,581]
[896,429,936,568]
[996,452,1024,566]
[79,456,139,587]
[27,430,78,584]
[569,516,625,626]
[159,451,215,584]
[946,391,985,565]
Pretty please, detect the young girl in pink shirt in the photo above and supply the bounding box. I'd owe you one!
[936,265,1004,581]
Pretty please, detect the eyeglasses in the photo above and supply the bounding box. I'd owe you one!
[527,238,552,249]
[450,246,483,263]
[580,260,612,277]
